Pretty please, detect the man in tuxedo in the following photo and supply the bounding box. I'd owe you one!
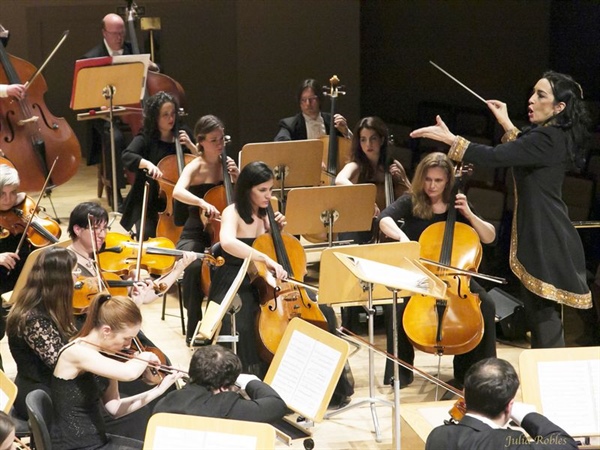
[274,78,352,141]
[154,345,287,424]
[425,358,578,450]
[81,13,135,210]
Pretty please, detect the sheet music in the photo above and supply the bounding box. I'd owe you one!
[345,255,431,292]
[152,426,257,450]
[0,390,8,411]
[537,359,600,436]
[269,329,341,418]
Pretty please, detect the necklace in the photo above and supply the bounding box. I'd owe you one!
[68,246,94,270]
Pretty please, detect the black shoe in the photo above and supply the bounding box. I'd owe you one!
[441,378,464,400]
[387,373,414,389]
[327,395,351,410]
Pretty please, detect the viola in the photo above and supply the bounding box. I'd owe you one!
[99,231,224,276]
[252,204,328,363]
[72,272,168,315]
[0,25,81,192]
[403,164,484,356]
[0,195,60,247]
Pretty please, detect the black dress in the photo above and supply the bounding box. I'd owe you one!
[51,343,143,450]
[176,183,217,342]
[208,238,263,376]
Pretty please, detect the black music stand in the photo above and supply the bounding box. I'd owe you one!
[284,184,376,247]
[71,55,149,216]
[239,140,323,212]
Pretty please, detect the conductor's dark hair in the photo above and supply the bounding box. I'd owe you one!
[188,345,242,391]
[297,78,323,104]
[234,161,273,224]
[541,71,592,170]
[464,358,519,419]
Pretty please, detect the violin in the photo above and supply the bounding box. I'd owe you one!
[252,204,328,363]
[403,164,484,355]
[0,195,60,247]
[99,231,223,276]
[0,25,81,192]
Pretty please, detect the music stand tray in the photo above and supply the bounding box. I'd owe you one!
[239,140,323,189]
[284,184,376,237]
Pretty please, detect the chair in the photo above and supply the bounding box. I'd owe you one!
[25,389,53,450]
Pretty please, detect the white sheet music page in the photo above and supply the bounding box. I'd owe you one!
[269,329,341,418]
[537,359,600,436]
[152,426,257,450]
[344,254,431,292]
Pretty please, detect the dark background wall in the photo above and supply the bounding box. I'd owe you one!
[0,0,597,161]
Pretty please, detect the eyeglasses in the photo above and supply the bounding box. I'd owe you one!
[300,96,318,104]
[72,267,82,277]
[87,225,110,234]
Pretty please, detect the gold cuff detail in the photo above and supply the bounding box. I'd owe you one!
[448,136,469,162]
[501,128,520,143]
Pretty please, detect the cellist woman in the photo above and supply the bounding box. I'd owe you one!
[208,161,287,377]
[172,115,240,344]
[378,152,497,389]
[120,91,198,239]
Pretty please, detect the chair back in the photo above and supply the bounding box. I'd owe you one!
[25,390,53,450]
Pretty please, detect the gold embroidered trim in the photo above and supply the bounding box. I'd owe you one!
[508,171,592,309]
[501,128,520,143]
[448,136,469,162]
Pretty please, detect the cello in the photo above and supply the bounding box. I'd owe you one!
[253,204,328,363]
[155,109,194,243]
[403,164,484,356]
[0,25,81,192]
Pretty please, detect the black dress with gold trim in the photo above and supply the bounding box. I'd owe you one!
[449,125,591,309]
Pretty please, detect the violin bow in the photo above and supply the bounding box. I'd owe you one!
[87,213,108,292]
[15,157,58,254]
[419,258,507,284]
[25,30,69,90]
[135,181,151,282]
[429,61,487,105]
[337,326,463,398]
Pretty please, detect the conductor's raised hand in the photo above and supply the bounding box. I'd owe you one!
[410,115,456,146]
[486,100,513,131]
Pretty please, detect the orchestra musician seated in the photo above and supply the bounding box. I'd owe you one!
[425,358,578,450]
[378,152,497,389]
[154,345,287,424]
[51,294,183,450]
[274,78,352,142]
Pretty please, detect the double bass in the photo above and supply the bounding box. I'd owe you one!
[122,1,186,136]
[0,25,81,191]
[403,164,484,356]
[253,204,328,362]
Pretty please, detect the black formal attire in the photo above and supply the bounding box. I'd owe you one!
[81,42,134,193]
[425,413,578,450]
[449,126,591,348]
[120,130,192,237]
[208,239,263,376]
[0,232,31,371]
[51,343,143,450]
[378,194,497,386]
[274,112,338,141]
[175,183,216,342]
[154,379,287,423]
